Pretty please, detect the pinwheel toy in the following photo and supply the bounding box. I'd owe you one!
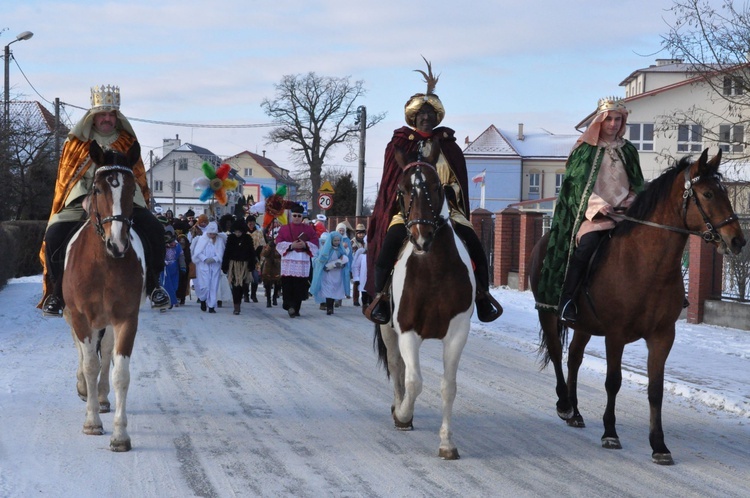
[192,163,239,205]
[258,184,297,229]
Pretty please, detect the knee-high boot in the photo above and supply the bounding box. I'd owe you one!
[558,231,603,324]
[455,223,502,323]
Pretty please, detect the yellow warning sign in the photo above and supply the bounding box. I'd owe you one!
[318,181,335,194]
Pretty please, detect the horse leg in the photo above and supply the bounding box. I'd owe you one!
[380,324,406,423]
[646,333,675,465]
[97,327,113,413]
[601,338,625,450]
[78,333,104,436]
[109,321,137,452]
[565,331,591,428]
[71,328,87,402]
[393,332,422,430]
[539,313,573,420]
[437,322,470,460]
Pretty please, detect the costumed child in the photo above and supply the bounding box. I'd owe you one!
[334,222,353,305]
[192,221,226,313]
[176,233,192,305]
[310,231,350,315]
[221,219,257,315]
[161,226,185,310]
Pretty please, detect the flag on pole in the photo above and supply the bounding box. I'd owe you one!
[472,170,486,183]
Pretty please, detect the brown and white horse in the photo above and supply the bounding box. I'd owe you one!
[374,159,474,460]
[62,141,145,452]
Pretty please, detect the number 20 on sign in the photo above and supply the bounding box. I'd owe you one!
[318,193,333,210]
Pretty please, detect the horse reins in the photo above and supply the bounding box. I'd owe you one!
[90,165,134,239]
[616,168,738,244]
[399,162,447,232]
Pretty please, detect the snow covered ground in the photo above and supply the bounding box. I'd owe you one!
[1,276,748,497]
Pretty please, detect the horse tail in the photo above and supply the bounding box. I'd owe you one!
[536,317,568,369]
[373,324,390,379]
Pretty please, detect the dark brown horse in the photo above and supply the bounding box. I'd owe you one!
[62,141,145,452]
[373,158,475,460]
[529,148,746,465]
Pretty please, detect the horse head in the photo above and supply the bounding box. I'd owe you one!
[88,141,140,258]
[683,148,746,255]
[396,148,447,253]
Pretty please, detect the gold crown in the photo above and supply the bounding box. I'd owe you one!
[90,84,121,111]
[597,96,627,114]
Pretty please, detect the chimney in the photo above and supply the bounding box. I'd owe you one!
[262,150,266,157]
[518,123,525,141]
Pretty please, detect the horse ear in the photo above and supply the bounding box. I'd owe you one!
[89,140,105,165]
[698,147,721,176]
[394,148,407,170]
[126,141,141,169]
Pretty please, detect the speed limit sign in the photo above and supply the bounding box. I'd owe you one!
[318,193,333,210]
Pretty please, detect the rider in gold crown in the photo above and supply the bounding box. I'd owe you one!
[39,85,169,316]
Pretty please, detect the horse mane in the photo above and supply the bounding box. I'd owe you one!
[615,155,694,237]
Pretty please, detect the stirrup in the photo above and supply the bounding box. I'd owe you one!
[42,295,64,317]
[150,286,170,309]
[365,292,390,324]
[559,300,577,324]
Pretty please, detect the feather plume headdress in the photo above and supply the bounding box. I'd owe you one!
[404,56,445,127]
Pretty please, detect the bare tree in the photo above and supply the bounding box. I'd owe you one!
[661,0,750,166]
[261,72,384,215]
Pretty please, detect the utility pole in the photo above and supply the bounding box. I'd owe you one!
[54,98,61,167]
[172,159,176,214]
[355,105,366,217]
[149,150,155,211]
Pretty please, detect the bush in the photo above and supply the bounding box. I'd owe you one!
[0,221,46,289]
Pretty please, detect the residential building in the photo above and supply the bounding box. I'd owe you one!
[147,137,242,217]
[222,150,298,209]
[608,58,750,183]
[463,124,579,214]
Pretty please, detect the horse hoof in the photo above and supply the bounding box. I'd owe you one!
[557,407,574,421]
[83,425,104,436]
[110,438,132,452]
[99,402,111,413]
[652,452,674,465]
[601,437,622,449]
[393,413,413,431]
[566,415,585,428]
[439,448,460,460]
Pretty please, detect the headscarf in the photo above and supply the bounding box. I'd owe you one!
[204,221,219,235]
[68,85,138,142]
[575,98,629,148]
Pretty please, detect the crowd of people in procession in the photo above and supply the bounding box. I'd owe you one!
[149,207,370,318]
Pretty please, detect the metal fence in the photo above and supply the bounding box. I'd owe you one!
[720,217,750,302]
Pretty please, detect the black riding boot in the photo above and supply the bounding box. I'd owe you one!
[558,231,603,324]
[365,224,407,324]
[454,223,503,322]
[133,207,169,309]
[366,265,392,324]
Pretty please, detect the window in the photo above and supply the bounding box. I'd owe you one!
[723,76,744,96]
[243,168,253,177]
[154,180,163,192]
[171,181,181,193]
[628,123,654,151]
[719,124,745,153]
[555,172,564,196]
[178,158,188,170]
[677,124,703,152]
[528,172,540,200]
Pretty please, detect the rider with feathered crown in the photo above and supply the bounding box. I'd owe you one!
[365,58,503,324]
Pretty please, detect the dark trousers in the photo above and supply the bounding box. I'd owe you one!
[44,206,165,296]
[281,275,309,311]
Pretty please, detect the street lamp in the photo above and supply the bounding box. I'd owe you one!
[4,30,34,126]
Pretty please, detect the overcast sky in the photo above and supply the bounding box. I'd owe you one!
[6,0,690,201]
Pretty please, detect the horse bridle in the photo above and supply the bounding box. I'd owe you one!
[398,162,447,232]
[90,165,134,239]
[618,168,738,243]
